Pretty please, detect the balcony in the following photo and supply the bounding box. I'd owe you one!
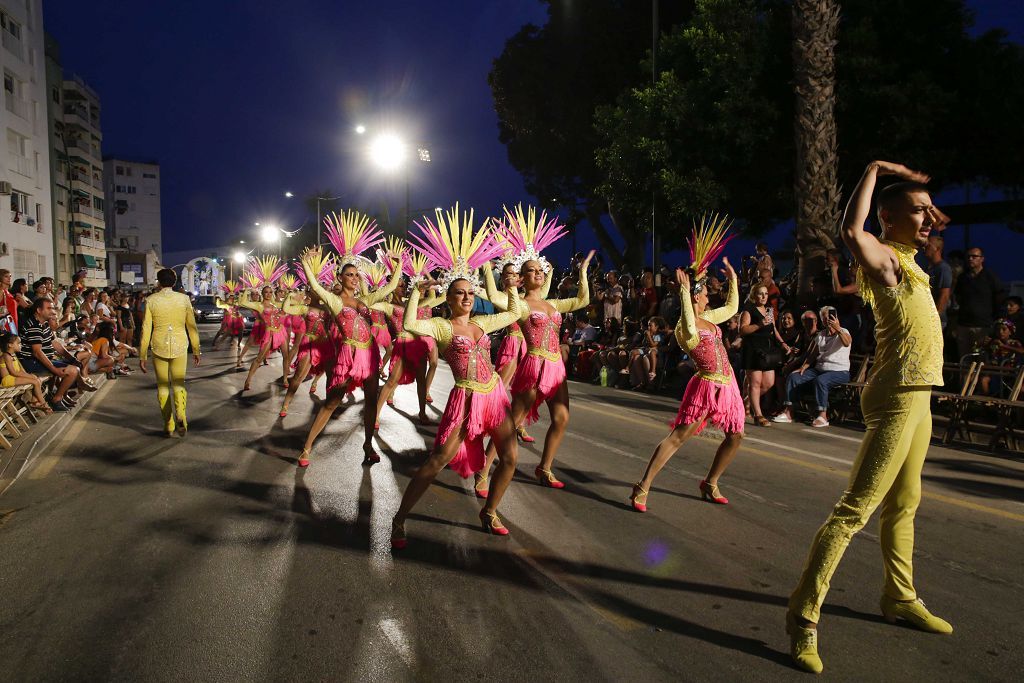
[2,31,22,60]
[5,96,29,120]
[7,153,32,178]
[84,268,107,286]
[65,139,99,162]
[63,108,91,131]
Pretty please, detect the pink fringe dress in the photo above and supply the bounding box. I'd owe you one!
[435,333,510,478]
[369,308,392,367]
[671,322,745,435]
[293,308,332,375]
[328,304,379,393]
[258,305,288,351]
[510,311,566,424]
[495,321,527,376]
[287,313,306,344]
[250,316,266,345]
[389,306,432,385]
[220,306,244,337]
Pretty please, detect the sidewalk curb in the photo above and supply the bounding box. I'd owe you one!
[0,377,113,497]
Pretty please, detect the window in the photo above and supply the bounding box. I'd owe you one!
[93,197,104,211]
[11,189,28,213]
[143,172,156,179]
[3,74,13,94]
[14,248,35,276]
[55,186,68,206]
[50,85,58,104]
[37,255,45,274]
[115,165,123,175]
[125,166,132,176]
[35,202,41,221]
[59,254,67,273]
[1,14,22,40]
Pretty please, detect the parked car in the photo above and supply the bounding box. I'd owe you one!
[192,295,223,323]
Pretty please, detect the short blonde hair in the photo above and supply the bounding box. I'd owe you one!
[747,284,768,304]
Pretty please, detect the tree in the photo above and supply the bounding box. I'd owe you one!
[595,0,792,251]
[792,0,841,297]
[489,0,694,270]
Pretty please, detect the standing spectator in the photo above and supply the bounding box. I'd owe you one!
[773,306,852,428]
[596,271,624,324]
[706,274,726,309]
[18,298,86,411]
[755,242,774,277]
[954,246,1005,357]
[923,234,952,329]
[637,269,659,317]
[759,268,782,317]
[739,284,791,426]
[658,275,681,326]
[10,278,31,319]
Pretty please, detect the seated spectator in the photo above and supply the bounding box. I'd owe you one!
[1004,296,1024,344]
[18,298,91,411]
[595,317,641,382]
[569,314,598,347]
[626,316,669,390]
[0,332,52,412]
[977,319,1024,395]
[637,270,659,317]
[773,306,851,428]
[88,321,118,378]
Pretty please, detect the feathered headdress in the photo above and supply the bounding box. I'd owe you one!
[293,257,335,288]
[362,262,390,290]
[247,255,288,287]
[402,251,435,285]
[323,209,384,271]
[279,273,298,290]
[686,213,735,293]
[298,248,337,288]
[220,280,240,296]
[408,204,504,293]
[494,203,568,274]
[238,273,257,290]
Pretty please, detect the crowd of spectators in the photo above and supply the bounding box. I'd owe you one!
[0,269,141,414]
[529,237,1020,429]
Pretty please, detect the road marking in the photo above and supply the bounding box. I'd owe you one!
[742,435,854,466]
[800,428,864,443]
[29,380,115,480]
[572,399,1024,523]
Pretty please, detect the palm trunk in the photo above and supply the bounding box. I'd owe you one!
[792,0,841,299]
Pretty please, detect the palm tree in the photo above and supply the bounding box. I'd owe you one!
[792,0,841,297]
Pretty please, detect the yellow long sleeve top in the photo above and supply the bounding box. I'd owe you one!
[480,267,551,310]
[301,258,401,318]
[402,285,522,352]
[139,288,201,361]
[673,272,739,352]
[515,263,590,322]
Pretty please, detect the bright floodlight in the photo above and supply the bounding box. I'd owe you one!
[369,133,407,172]
[284,191,294,198]
[417,148,431,163]
[260,225,280,243]
[355,124,367,135]
[232,251,246,264]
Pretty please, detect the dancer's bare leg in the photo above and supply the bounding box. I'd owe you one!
[537,380,571,472]
[244,344,270,390]
[478,388,535,493]
[705,431,742,486]
[281,357,311,414]
[280,338,291,386]
[424,344,438,401]
[301,389,345,455]
[375,355,404,425]
[482,415,518,513]
[415,362,429,423]
[637,418,707,492]
[394,404,469,525]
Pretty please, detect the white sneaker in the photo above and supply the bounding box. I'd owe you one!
[771,413,793,423]
[811,416,829,428]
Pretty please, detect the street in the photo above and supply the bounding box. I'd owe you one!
[0,325,1021,682]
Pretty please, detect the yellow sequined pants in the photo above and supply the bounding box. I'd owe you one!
[153,355,188,432]
[789,385,932,623]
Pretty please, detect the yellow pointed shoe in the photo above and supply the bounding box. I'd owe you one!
[786,612,824,674]
[880,596,953,634]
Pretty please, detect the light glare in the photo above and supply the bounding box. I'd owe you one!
[260,225,280,243]
[369,133,407,172]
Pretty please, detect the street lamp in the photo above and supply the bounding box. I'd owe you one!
[354,124,367,135]
[365,131,431,235]
[284,191,294,198]
[230,250,246,279]
[284,191,343,247]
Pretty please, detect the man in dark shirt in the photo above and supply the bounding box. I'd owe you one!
[18,298,81,410]
[923,235,953,329]
[954,246,1005,357]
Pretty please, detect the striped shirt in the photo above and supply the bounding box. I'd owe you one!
[18,315,56,363]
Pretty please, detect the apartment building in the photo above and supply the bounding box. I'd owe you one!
[0,0,52,283]
[103,156,161,268]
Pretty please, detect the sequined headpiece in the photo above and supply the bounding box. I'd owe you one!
[402,251,435,286]
[323,209,384,272]
[220,280,240,296]
[493,204,567,275]
[246,255,288,288]
[362,262,389,290]
[408,204,504,293]
[294,255,335,288]
[686,213,735,294]
[279,273,298,290]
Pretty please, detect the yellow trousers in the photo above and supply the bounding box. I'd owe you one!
[790,385,932,623]
[153,355,188,432]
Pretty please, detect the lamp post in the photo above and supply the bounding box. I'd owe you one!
[230,250,246,280]
[260,224,283,257]
[366,131,431,235]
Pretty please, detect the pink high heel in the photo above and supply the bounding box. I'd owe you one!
[479,510,510,536]
[699,479,729,505]
[629,483,648,512]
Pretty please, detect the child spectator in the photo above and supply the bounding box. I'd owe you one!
[0,333,52,412]
[978,319,1024,395]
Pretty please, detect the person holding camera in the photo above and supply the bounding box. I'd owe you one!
[739,284,791,426]
[772,306,851,428]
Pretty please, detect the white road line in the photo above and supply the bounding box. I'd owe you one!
[741,435,854,466]
[800,428,863,443]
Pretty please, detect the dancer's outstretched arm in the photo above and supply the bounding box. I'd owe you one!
[481,266,508,312]
[702,259,739,325]
[237,290,263,313]
[673,270,700,353]
[362,257,403,306]
[301,255,343,318]
[282,292,308,317]
[551,250,595,314]
[470,286,521,333]
[402,287,451,348]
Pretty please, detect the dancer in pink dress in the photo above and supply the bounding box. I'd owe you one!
[390,205,519,549]
[240,256,290,392]
[278,273,304,373]
[481,205,591,490]
[236,273,262,365]
[295,210,399,467]
[361,262,395,372]
[630,215,743,511]
[278,256,336,417]
[372,251,444,429]
[212,280,245,367]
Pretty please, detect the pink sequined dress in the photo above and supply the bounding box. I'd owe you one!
[293,308,333,374]
[219,305,244,337]
[250,316,266,345]
[510,310,566,424]
[670,274,743,435]
[258,305,287,351]
[286,313,306,342]
[389,305,432,385]
[495,321,527,376]
[328,304,379,393]
[369,308,392,365]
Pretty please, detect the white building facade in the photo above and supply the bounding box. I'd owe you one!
[103,156,161,275]
[0,0,52,283]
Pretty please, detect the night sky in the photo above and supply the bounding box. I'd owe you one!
[43,0,1024,277]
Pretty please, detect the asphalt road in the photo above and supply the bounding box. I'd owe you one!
[0,325,1021,682]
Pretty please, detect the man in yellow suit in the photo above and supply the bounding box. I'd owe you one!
[139,268,201,436]
[787,161,953,674]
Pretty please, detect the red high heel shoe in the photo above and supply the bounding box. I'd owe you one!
[516,426,535,443]
[699,479,729,504]
[425,394,434,404]
[474,473,489,499]
[297,448,310,468]
[629,483,649,512]
[479,509,510,536]
[391,520,407,550]
[279,409,288,418]
[535,467,565,489]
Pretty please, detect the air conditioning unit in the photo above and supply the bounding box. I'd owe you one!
[0,181,11,195]
[0,242,8,256]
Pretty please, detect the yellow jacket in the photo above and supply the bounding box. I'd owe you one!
[139,288,201,360]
